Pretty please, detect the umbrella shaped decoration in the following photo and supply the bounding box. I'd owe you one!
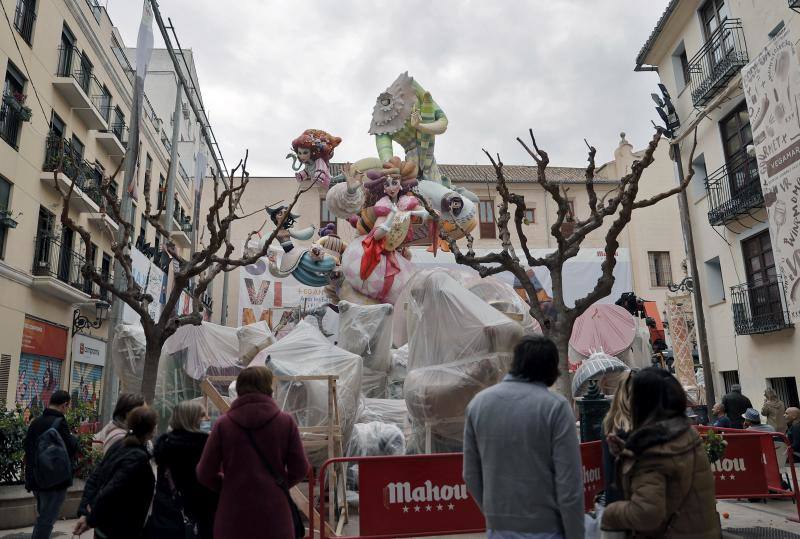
[571,351,630,398]
[570,304,637,357]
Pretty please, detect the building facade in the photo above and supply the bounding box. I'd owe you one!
[202,134,686,337]
[0,0,196,412]
[637,0,800,409]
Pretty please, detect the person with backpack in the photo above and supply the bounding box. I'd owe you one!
[73,406,158,539]
[144,401,218,539]
[23,389,79,539]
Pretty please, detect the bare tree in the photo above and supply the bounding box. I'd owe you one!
[446,128,697,398]
[52,143,315,401]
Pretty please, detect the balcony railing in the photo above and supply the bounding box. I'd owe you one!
[56,45,107,117]
[14,1,36,44]
[32,235,88,291]
[731,279,793,335]
[0,97,23,149]
[689,19,748,107]
[110,121,128,144]
[706,149,763,225]
[42,134,103,207]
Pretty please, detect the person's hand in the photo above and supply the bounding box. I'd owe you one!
[73,515,90,535]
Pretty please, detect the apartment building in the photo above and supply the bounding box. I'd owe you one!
[202,134,686,336]
[0,0,196,412]
[636,0,800,409]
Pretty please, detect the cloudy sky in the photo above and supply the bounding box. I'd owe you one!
[106,0,670,176]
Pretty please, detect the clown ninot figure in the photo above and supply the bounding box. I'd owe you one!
[287,129,342,188]
[339,158,435,303]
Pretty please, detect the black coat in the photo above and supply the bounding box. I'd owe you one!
[144,430,218,539]
[82,443,155,539]
[722,391,753,429]
[23,408,78,491]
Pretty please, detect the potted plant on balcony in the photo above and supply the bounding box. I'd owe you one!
[0,207,19,228]
[3,91,33,122]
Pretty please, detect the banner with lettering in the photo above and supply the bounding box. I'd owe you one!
[358,453,485,537]
[742,25,800,322]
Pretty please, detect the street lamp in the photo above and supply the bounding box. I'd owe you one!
[667,276,694,293]
[72,301,111,337]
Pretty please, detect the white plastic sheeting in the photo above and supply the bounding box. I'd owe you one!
[250,319,363,462]
[401,270,523,452]
[237,321,275,366]
[388,345,408,399]
[346,421,405,458]
[161,322,241,380]
[112,323,146,394]
[338,301,393,398]
[466,278,542,335]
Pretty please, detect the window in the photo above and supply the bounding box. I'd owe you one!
[98,85,111,122]
[721,370,740,394]
[742,230,776,287]
[0,176,11,259]
[70,134,84,160]
[57,25,76,77]
[479,200,496,239]
[34,206,54,270]
[524,208,535,224]
[767,377,800,408]
[672,42,691,89]
[320,198,336,230]
[689,153,708,202]
[704,256,725,304]
[49,111,65,139]
[648,251,673,287]
[100,252,111,300]
[83,241,97,294]
[1,62,26,149]
[78,51,92,94]
[13,0,37,45]
[157,174,166,210]
[700,0,730,40]
[719,101,758,195]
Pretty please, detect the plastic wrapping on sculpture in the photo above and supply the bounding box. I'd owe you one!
[250,319,363,463]
[414,180,478,244]
[338,301,393,398]
[465,277,542,335]
[616,324,654,371]
[236,321,275,367]
[569,304,637,373]
[111,324,146,394]
[153,348,203,432]
[346,421,406,488]
[359,398,410,429]
[286,129,341,189]
[571,351,629,398]
[388,345,409,399]
[401,270,523,452]
[161,322,241,380]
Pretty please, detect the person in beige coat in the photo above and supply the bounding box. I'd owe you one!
[602,368,720,538]
[762,388,788,433]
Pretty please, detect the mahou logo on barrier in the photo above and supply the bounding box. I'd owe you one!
[359,455,485,536]
[580,442,604,512]
[710,435,768,496]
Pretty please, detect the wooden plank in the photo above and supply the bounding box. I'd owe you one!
[291,484,336,537]
[200,378,230,413]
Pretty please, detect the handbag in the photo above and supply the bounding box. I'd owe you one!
[243,427,305,539]
[164,468,199,539]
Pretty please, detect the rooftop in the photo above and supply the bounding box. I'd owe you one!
[329,163,619,185]
[635,0,681,69]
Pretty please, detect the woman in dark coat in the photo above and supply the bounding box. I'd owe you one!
[197,366,309,539]
[73,406,158,539]
[145,401,218,539]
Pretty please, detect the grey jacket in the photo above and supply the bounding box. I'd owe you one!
[463,375,584,539]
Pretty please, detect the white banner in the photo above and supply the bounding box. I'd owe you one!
[71,333,106,367]
[742,26,800,322]
[123,247,166,324]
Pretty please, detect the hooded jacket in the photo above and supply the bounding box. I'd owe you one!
[602,417,720,538]
[145,429,218,539]
[94,419,127,455]
[84,442,155,539]
[196,393,309,539]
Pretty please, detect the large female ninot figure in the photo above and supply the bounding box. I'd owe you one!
[339,158,434,304]
[286,129,341,188]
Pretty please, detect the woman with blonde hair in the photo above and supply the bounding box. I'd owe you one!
[762,387,788,433]
[145,401,218,538]
[602,370,634,504]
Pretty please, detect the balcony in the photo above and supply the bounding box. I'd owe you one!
[31,235,91,303]
[731,279,794,335]
[13,2,36,45]
[53,46,107,130]
[170,218,192,249]
[689,19,748,107]
[0,97,23,150]
[706,149,763,225]
[95,122,127,162]
[41,134,103,213]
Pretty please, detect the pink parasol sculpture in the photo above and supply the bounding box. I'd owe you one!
[569,304,637,358]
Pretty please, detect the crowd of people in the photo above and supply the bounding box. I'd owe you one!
[21,334,800,538]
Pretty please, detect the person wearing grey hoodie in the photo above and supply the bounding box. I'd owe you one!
[94,393,145,455]
[463,335,584,539]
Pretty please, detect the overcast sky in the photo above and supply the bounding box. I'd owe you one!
[105,0,670,176]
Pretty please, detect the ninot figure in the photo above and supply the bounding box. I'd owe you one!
[286,129,341,189]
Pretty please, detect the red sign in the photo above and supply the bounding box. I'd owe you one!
[709,435,768,497]
[358,454,485,537]
[21,317,67,360]
[581,441,604,512]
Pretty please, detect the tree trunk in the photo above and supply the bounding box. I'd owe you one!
[140,338,162,404]
[553,329,572,403]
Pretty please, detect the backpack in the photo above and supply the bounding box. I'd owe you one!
[34,417,72,490]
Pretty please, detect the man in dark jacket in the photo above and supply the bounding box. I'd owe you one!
[23,390,78,539]
[722,384,752,429]
[786,407,800,461]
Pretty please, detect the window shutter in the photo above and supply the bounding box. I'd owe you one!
[0,354,11,406]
